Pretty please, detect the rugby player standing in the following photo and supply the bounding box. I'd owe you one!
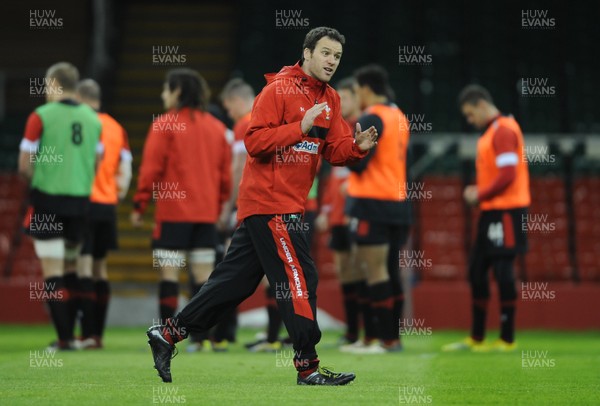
[443,85,530,352]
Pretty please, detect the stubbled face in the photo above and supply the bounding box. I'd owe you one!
[303,36,343,83]
[461,101,488,130]
[338,88,359,119]
[161,83,180,110]
[222,96,246,122]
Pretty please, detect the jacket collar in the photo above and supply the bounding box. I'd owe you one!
[266,61,328,94]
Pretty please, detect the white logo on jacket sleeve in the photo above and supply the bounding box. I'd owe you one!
[292,140,320,154]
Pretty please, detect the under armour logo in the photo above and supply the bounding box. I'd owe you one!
[300,107,305,112]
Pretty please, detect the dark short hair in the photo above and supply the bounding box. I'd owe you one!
[220,78,255,102]
[76,79,101,102]
[166,68,210,110]
[335,77,356,93]
[354,64,391,97]
[46,62,79,91]
[458,84,493,107]
[301,26,345,63]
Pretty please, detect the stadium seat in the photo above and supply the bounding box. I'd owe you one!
[573,177,600,281]
[415,176,467,281]
[0,173,31,280]
[524,177,572,281]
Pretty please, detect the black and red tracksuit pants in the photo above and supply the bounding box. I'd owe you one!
[175,214,321,367]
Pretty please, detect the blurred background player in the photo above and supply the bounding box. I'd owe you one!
[18,62,102,350]
[131,68,232,350]
[315,77,361,345]
[75,79,132,349]
[342,64,411,354]
[443,85,530,352]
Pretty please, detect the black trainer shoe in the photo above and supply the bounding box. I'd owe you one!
[297,367,356,386]
[147,325,176,383]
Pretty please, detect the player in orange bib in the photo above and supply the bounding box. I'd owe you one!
[343,65,412,354]
[76,79,132,349]
[443,85,530,352]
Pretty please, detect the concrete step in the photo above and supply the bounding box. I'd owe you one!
[118,236,151,250]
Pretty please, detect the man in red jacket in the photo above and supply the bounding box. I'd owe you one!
[147,27,378,386]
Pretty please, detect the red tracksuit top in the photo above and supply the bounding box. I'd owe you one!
[237,62,368,220]
[134,107,232,222]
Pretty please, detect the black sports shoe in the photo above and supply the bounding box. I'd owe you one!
[297,367,356,386]
[147,325,177,383]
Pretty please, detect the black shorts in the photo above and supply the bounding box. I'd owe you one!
[475,208,528,256]
[152,221,218,250]
[24,189,89,242]
[350,218,410,246]
[81,203,118,259]
[23,207,87,244]
[23,207,87,243]
[329,225,351,251]
[24,189,90,242]
[29,188,90,216]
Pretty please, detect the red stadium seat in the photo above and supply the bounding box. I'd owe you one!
[415,176,467,281]
[573,178,600,281]
[524,177,571,281]
[0,173,32,280]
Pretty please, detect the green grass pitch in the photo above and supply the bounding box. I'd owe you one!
[1,326,598,405]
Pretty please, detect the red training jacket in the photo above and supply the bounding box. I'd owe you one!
[237,62,367,220]
[134,107,231,223]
